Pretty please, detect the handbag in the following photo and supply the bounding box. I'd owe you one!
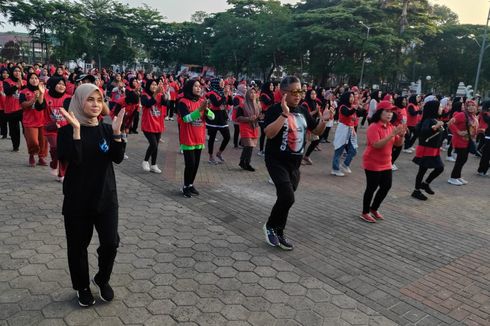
[464,112,480,155]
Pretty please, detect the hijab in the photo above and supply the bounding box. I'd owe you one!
[47,77,66,98]
[183,79,200,101]
[69,84,103,127]
[236,84,247,98]
[243,89,260,128]
[210,78,224,97]
[26,73,39,92]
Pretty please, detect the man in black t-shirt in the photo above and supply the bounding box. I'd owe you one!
[263,76,330,250]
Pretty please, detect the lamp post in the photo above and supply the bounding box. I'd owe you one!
[474,6,490,96]
[359,21,371,88]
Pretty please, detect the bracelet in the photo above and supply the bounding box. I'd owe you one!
[113,134,122,139]
[121,133,128,139]
[281,113,288,118]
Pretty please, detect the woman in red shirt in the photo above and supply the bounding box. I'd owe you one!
[3,66,27,151]
[0,68,9,139]
[140,79,167,174]
[236,88,260,171]
[361,100,405,223]
[403,95,422,153]
[391,96,407,170]
[20,73,48,167]
[448,100,479,185]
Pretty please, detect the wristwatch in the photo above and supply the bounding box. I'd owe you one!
[113,134,123,139]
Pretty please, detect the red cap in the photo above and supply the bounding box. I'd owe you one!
[383,94,392,101]
[466,100,477,107]
[376,100,395,111]
[351,86,359,93]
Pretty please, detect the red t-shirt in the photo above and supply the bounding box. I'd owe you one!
[178,97,207,146]
[20,89,45,128]
[141,93,166,133]
[0,82,4,111]
[362,121,396,171]
[450,112,478,149]
[4,78,26,114]
[44,91,71,135]
[406,104,421,127]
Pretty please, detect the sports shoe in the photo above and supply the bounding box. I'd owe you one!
[267,177,274,185]
[245,165,256,172]
[477,172,488,177]
[257,151,265,157]
[340,163,352,174]
[57,176,64,183]
[263,223,279,247]
[29,155,35,167]
[150,165,162,174]
[302,157,313,165]
[77,288,95,307]
[420,182,435,195]
[142,161,150,172]
[165,116,169,121]
[50,168,58,176]
[169,117,175,121]
[447,178,463,186]
[182,187,192,198]
[124,154,129,160]
[360,213,376,223]
[411,189,428,201]
[277,234,294,250]
[188,186,199,196]
[92,278,114,302]
[38,158,48,166]
[216,153,225,163]
[402,149,413,154]
[331,170,345,177]
[208,158,219,165]
[369,209,384,220]
[392,164,398,171]
[458,178,468,185]
[446,156,456,162]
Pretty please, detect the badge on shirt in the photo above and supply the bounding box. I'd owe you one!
[99,138,109,153]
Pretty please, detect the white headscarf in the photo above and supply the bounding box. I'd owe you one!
[69,84,103,127]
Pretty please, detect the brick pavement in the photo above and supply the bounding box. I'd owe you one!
[0,132,397,325]
[0,120,488,325]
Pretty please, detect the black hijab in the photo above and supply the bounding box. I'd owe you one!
[47,77,66,98]
[183,79,200,101]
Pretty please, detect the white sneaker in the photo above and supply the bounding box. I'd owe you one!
[165,117,169,121]
[458,178,468,185]
[410,147,416,151]
[392,164,398,171]
[150,165,162,174]
[169,117,174,121]
[331,170,345,177]
[446,156,456,162]
[448,178,463,186]
[340,163,352,174]
[477,172,488,177]
[124,154,129,160]
[440,146,447,152]
[57,176,64,183]
[50,168,58,176]
[142,161,150,172]
[257,151,265,157]
[402,149,413,154]
[267,177,274,185]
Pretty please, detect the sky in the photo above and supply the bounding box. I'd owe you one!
[1,0,488,33]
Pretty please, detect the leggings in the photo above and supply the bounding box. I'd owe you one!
[450,148,469,179]
[404,126,418,149]
[0,110,8,137]
[362,169,392,214]
[478,139,490,174]
[305,139,320,157]
[143,132,161,165]
[259,122,266,152]
[183,149,202,187]
[233,124,240,147]
[392,146,402,164]
[46,133,67,177]
[167,100,175,118]
[321,127,331,142]
[207,127,230,155]
[131,111,139,132]
[240,146,253,166]
[415,166,444,189]
[6,110,22,150]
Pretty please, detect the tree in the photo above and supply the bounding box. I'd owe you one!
[0,40,20,60]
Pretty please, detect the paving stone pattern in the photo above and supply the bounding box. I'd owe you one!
[1,120,489,326]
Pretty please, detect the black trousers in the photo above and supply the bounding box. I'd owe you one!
[259,122,266,152]
[64,210,119,290]
[240,146,253,166]
[143,132,161,165]
[207,126,230,155]
[266,157,300,235]
[450,148,469,179]
[233,124,240,147]
[415,166,444,189]
[131,111,139,132]
[392,146,402,164]
[5,110,22,150]
[0,110,8,137]
[478,139,490,174]
[321,126,331,142]
[167,100,176,118]
[404,126,418,150]
[183,149,201,186]
[362,169,392,214]
[305,139,320,157]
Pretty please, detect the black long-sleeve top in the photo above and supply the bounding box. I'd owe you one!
[482,112,490,137]
[57,123,126,216]
[3,80,19,96]
[206,93,232,127]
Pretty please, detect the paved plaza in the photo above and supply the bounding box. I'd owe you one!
[0,121,489,326]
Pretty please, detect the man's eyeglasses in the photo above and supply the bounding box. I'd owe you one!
[288,90,305,96]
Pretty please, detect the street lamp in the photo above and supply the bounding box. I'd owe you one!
[474,6,490,97]
[359,21,371,88]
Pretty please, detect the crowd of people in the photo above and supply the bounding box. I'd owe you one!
[1,60,489,307]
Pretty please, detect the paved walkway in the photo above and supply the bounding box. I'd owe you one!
[0,120,489,326]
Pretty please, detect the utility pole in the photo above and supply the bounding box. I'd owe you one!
[474,6,490,97]
[359,21,371,88]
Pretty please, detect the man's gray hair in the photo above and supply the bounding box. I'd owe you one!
[280,76,301,91]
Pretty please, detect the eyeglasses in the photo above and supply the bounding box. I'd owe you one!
[288,90,305,96]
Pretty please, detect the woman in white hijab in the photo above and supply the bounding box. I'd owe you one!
[57,84,126,307]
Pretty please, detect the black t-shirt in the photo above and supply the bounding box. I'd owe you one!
[57,123,126,216]
[264,103,318,163]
